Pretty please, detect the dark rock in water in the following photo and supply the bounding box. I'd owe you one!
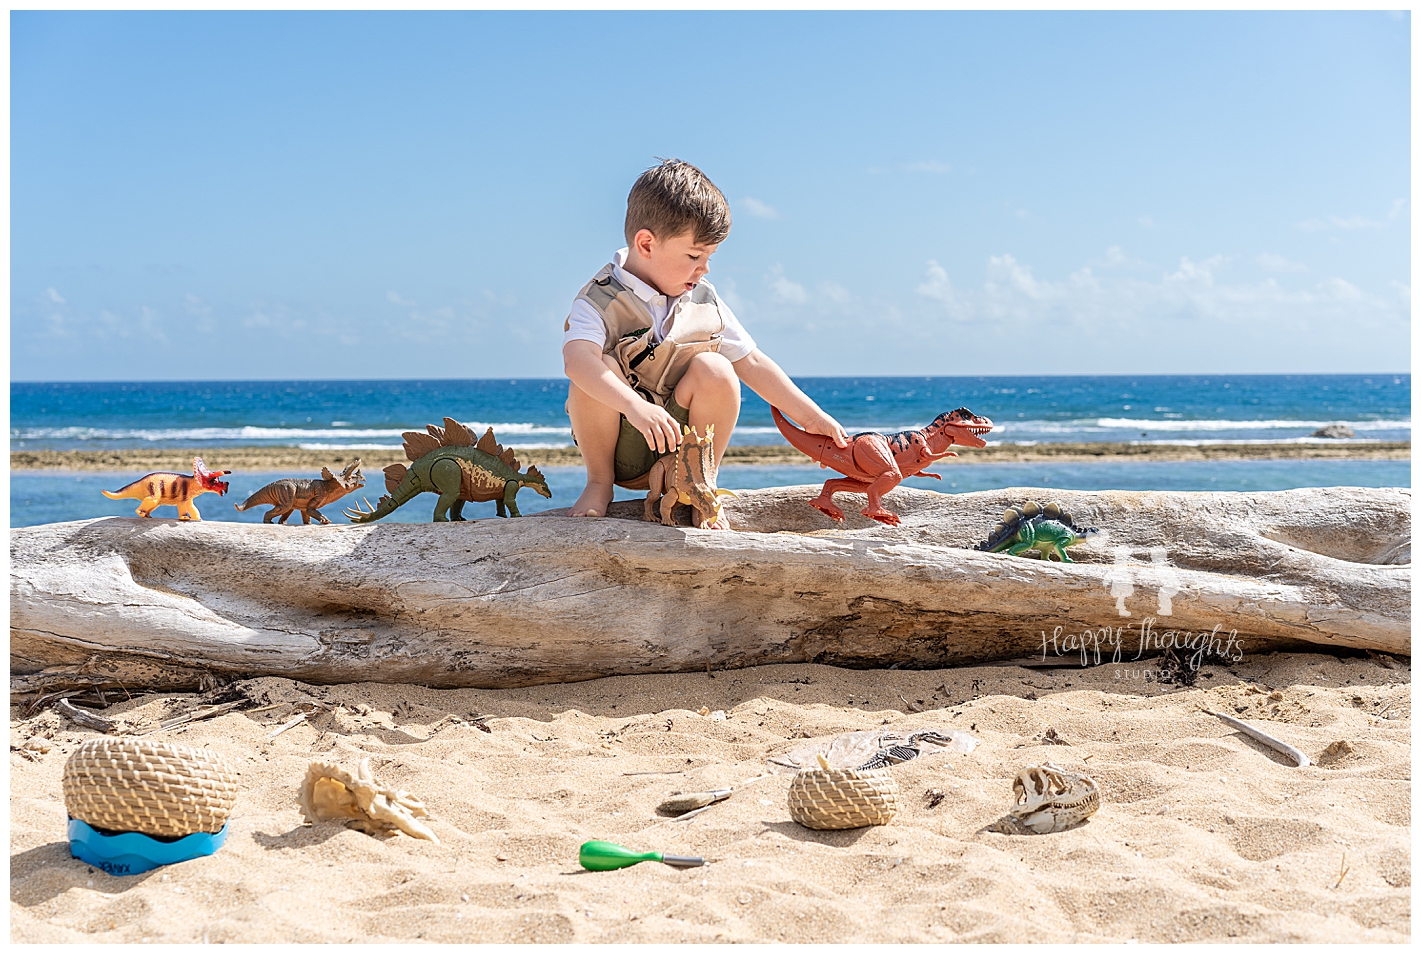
[1311,424,1355,439]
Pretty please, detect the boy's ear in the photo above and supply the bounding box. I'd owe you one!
[632,228,656,259]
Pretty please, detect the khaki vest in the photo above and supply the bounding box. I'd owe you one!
[569,263,725,407]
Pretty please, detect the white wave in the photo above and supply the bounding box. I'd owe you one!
[1094,417,1409,432]
[298,442,575,451]
[11,422,575,441]
[1127,437,1407,446]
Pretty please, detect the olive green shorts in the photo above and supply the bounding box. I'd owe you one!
[609,395,691,483]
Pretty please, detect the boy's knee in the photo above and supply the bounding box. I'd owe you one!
[684,352,739,391]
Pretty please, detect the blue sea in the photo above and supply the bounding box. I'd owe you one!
[10,374,1411,527]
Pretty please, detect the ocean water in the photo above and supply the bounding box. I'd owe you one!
[12,460,1411,530]
[9,374,1411,527]
[11,374,1411,452]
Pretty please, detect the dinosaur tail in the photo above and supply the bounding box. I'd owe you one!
[102,473,167,499]
[771,406,829,460]
[344,468,420,523]
[771,406,864,477]
[234,487,278,511]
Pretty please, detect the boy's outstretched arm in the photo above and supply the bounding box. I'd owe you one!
[732,350,849,448]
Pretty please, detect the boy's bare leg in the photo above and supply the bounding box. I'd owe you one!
[674,352,741,529]
[565,354,628,517]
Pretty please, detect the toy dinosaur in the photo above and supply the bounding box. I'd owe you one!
[771,406,994,526]
[344,418,551,523]
[234,460,365,525]
[974,500,1099,562]
[644,424,738,529]
[100,457,232,521]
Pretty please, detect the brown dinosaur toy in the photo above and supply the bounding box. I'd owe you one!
[234,460,365,525]
[101,456,232,521]
[772,406,993,526]
[644,424,739,529]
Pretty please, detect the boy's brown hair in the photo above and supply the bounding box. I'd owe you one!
[624,158,732,247]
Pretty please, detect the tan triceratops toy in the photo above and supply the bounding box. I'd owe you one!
[234,460,365,525]
[644,424,738,530]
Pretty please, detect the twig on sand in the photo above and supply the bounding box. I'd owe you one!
[1204,709,1311,767]
[267,711,310,740]
[140,701,246,737]
[670,802,719,822]
[24,689,85,718]
[55,698,121,734]
[622,769,685,776]
[899,694,924,713]
[1332,852,1351,889]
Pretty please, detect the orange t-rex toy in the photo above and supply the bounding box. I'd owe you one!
[101,457,232,521]
[772,406,993,526]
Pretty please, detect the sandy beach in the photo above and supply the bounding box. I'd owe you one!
[9,651,1409,943]
[9,440,1411,473]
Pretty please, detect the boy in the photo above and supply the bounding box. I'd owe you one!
[563,159,848,528]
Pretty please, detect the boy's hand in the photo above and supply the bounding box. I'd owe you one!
[799,409,849,448]
[624,400,684,454]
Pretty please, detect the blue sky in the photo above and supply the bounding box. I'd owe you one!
[10,10,1411,381]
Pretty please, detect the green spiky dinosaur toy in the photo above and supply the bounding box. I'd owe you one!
[344,418,551,523]
[974,500,1099,562]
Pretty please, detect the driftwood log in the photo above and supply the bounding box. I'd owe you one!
[10,485,1410,695]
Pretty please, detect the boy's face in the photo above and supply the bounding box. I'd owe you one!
[626,228,719,298]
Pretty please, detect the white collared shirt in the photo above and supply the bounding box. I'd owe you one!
[562,247,757,362]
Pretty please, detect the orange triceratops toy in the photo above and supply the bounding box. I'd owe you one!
[101,457,232,521]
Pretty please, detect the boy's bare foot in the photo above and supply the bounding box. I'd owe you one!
[570,481,614,518]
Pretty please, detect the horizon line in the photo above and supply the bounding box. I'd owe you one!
[10,371,1412,386]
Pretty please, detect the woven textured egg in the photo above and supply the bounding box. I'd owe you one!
[63,737,238,838]
[787,756,899,830]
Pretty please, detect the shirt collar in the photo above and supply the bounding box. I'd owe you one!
[612,247,671,303]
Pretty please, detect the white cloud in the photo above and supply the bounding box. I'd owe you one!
[914,253,1404,336]
[184,293,213,315]
[904,160,951,174]
[386,291,418,307]
[1090,246,1141,269]
[767,264,807,304]
[740,197,780,219]
[1015,209,1029,219]
[1137,215,1155,228]
[916,260,957,306]
[46,287,65,304]
[1256,253,1306,272]
[1389,198,1408,219]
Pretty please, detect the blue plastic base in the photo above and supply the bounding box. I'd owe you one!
[67,817,228,876]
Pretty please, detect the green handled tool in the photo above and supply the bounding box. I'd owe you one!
[578,840,705,871]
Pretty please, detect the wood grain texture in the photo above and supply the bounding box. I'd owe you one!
[11,485,1410,695]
